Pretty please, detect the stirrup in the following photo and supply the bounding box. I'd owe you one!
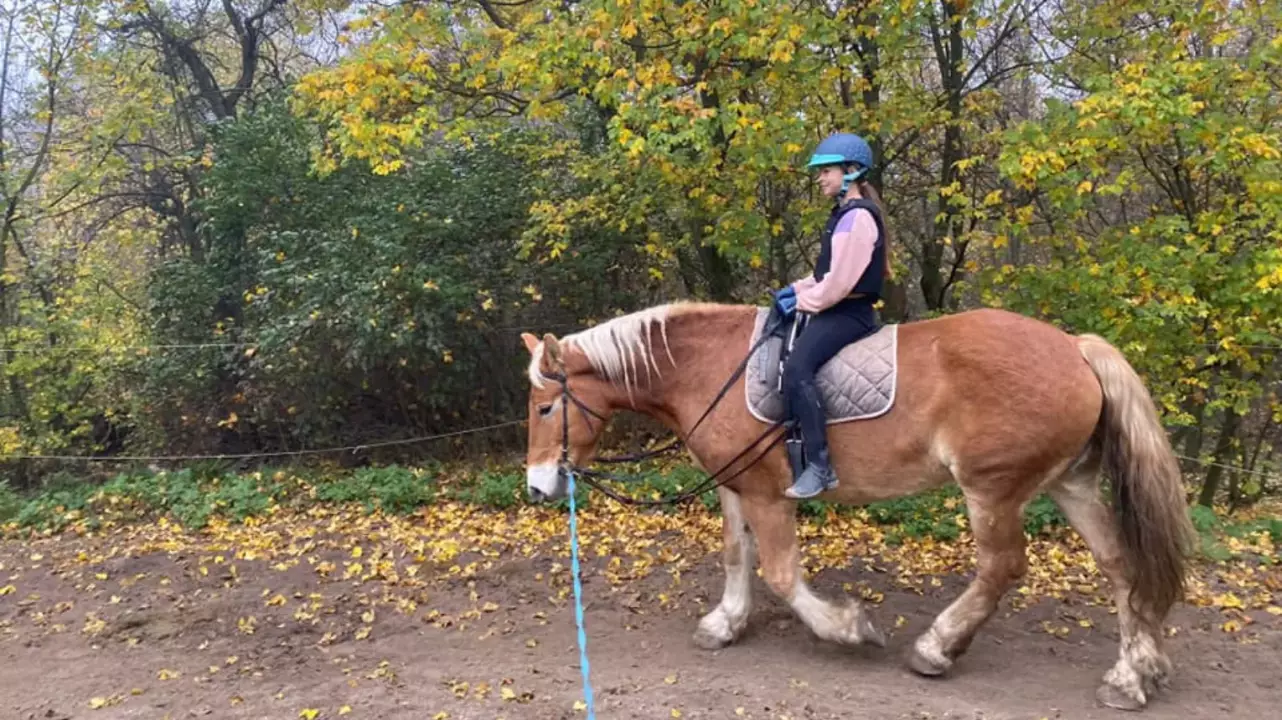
[784,464,838,500]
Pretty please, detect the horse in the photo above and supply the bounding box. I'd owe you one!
[518,301,1194,711]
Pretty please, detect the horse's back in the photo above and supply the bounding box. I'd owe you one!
[895,307,1104,480]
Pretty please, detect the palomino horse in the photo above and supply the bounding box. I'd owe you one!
[519,301,1194,711]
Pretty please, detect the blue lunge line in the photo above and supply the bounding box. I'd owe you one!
[566,469,596,718]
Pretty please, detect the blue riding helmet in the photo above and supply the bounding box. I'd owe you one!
[807,132,874,195]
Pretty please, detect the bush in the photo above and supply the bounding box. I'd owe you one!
[314,465,436,515]
[0,481,20,523]
[448,470,523,509]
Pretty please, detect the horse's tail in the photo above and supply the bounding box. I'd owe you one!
[1076,334,1195,619]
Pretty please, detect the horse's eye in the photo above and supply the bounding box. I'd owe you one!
[538,404,554,417]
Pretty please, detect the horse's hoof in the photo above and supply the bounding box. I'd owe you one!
[857,614,886,648]
[906,629,951,677]
[692,619,736,650]
[906,645,950,677]
[1096,683,1145,711]
[693,629,731,650]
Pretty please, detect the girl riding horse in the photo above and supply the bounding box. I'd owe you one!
[773,132,891,499]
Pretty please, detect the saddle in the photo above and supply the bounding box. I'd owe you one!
[748,305,899,473]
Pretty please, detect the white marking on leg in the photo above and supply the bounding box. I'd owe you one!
[696,489,753,647]
[787,578,880,645]
[790,580,840,639]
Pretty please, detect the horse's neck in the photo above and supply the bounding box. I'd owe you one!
[628,305,753,437]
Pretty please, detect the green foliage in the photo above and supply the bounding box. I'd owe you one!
[133,95,638,456]
[0,481,18,523]
[860,487,1067,544]
[1189,503,1281,564]
[987,0,1282,431]
[293,0,954,298]
[13,478,99,531]
[314,465,437,515]
[1023,495,1069,536]
[866,489,964,544]
[447,470,524,509]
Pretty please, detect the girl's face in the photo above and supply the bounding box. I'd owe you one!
[815,165,846,198]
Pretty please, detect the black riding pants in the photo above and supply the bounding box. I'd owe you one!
[781,299,879,449]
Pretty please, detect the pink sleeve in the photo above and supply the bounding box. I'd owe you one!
[793,209,877,313]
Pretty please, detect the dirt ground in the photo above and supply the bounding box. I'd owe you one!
[3,506,1280,720]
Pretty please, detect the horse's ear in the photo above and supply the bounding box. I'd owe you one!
[520,332,539,354]
[542,333,564,368]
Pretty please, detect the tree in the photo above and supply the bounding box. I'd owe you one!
[988,0,1282,503]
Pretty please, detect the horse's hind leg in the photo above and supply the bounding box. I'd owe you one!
[694,486,754,649]
[1048,456,1169,710]
[738,490,884,647]
[908,484,1030,676]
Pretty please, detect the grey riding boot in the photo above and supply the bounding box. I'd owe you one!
[784,379,839,499]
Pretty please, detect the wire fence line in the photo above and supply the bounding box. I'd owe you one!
[1175,453,1280,482]
[0,321,591,355]
[3,416,1278,485]
[0,418,527,463]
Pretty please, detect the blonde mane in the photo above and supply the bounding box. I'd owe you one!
[527,304,684,395]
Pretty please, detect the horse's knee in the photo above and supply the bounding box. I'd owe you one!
[761,563,797,600]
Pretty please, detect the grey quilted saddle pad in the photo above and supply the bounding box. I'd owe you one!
[744,308,898,425]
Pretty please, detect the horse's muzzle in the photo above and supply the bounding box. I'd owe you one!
[525,462,564,503]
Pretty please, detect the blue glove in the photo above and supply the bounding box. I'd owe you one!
[772,286,797,316]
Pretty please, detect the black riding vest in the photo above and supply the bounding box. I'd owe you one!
[814,197,886,301]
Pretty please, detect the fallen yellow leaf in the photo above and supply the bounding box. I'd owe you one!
[339,707,352,716]
[1213,592,1245,610]
[299,710,319,720]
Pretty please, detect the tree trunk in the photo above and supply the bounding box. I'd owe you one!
[1197,408,1242,507]
[1180,395,1207,473]
[922,0,967,312]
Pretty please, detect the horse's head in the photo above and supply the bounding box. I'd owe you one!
[520,331,614,502]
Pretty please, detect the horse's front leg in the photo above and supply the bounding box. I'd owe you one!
[694,486,754,649]
[741,490,885,647]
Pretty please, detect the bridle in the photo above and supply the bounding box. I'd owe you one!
[546,313,791,506]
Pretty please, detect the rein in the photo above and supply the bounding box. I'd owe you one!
[552,312,790,506]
